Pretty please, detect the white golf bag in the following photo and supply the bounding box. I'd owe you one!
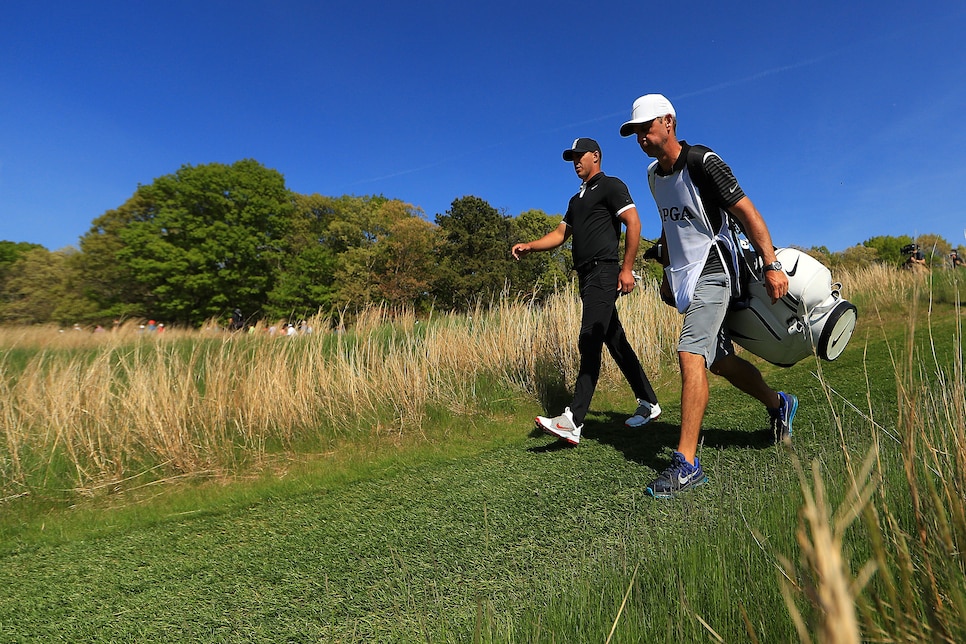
[726,247,858,367]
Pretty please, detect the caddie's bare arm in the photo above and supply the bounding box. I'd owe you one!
[617,207,641,293]
[727,196,788,303]
[511,223,570,260]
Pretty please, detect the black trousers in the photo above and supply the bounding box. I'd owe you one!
[569,263,657,426]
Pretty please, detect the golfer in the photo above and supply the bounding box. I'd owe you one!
[512,137,660,445]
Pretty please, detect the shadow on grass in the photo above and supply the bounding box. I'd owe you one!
[533,358,571,416]
[527,411,775,473]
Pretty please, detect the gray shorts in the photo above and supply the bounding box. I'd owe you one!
[678,272,735,368]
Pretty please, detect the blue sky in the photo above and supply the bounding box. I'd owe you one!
[2,1,964,252]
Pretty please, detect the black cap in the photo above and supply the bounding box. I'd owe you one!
[563,137,601,161]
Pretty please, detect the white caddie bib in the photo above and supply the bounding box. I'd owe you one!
[648,161,731,312]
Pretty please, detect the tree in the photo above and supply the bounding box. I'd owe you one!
[0,241,44,283]
[913,234,951,267]
[264,193,340,321]
[638,238,665,284]
[433,196,515,310]
[325,197,436,312]
[0,241,48,315]
[373,212,438,311]
[508,209,571,300]
[863,235,914,268]
[80,160,294,325]
[328,196,396,310]
[0,248,69,324]
[832,244,880,271]
[74,193,155,321]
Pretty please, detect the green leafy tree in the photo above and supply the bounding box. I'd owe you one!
[81,160,294,325]
[323,194,392,254]
[433,196,515,310]
[372,211,438,311]
[0,241,47,315]
[508,209,571,300]
[638,238,665,284]
[329,197,433,312]
[74,194,154,321]
[0,246,91,324]
[265,193,340,320]
[328,196,394,310]
[863,235,914,267]
[0,241,44,284]
[914,234,951,267]
[831,244,880,271]
[804,245,833,268]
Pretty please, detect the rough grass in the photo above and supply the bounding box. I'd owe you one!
[0,288,678,497]
[0,267,964,642]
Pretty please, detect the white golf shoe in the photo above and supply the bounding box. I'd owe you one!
[625,400,661,428]
[535,407,583,445]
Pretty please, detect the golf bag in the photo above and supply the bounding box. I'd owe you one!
[726,247,858,367]
[668,144,858,366]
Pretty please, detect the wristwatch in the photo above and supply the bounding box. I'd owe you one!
[763,261,783,273]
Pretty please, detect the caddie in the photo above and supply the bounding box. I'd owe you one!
[620,93,798,498]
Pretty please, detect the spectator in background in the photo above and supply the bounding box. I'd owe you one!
[904,244,927,272]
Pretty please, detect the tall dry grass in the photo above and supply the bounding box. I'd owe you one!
[0,283,679,497]
[781,267,965,642]
[834,263,926,311]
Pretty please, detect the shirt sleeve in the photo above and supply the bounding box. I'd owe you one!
[607,177,636,216]
[703,153,746,207]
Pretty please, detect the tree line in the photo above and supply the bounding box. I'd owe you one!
[1,159,962,328]
[0,160,571,327]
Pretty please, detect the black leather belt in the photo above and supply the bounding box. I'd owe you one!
[576,258,619,272]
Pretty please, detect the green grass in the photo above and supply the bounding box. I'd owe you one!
[0,298,961,642]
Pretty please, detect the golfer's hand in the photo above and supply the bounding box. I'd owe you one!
[764,270,789,304]
[511,243,532,260]
[618,268,636,295]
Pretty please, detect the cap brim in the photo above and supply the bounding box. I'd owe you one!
[563,149,588,161]
[619,120,642,137]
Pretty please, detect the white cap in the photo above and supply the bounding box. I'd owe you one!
[619,94,676,137]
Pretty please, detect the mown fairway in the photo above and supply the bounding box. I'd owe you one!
[0,404,818,642]
[0,270,963,642]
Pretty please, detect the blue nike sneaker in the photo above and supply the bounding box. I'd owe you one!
[770,391,798,444]
[646,451,707,498]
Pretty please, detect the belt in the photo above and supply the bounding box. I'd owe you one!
[576,258,619,272]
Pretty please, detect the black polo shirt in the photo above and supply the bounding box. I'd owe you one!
[563,172,635,270]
